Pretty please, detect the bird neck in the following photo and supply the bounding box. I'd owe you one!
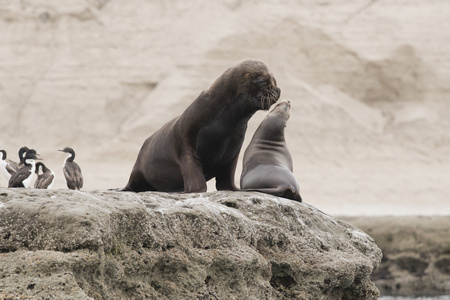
[19,149,28,163]
[66,153,75,162]
[24,158,35,166]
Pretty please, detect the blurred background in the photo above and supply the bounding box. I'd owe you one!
[1,0,449,216]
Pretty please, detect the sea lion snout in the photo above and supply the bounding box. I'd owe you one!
[272,86,281,102]
[274,100,291,110]
[261,85,281,110]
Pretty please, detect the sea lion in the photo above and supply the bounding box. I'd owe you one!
[240,100,302,202]
[123,59,281,193]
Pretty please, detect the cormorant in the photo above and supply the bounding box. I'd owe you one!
[59,147,83,190]
[8,149,40,188]
[34,162,55,189]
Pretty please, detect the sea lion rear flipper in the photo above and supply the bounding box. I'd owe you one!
[122,170,157,192]
[243,185,302,202]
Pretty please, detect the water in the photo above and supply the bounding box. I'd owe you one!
[379,297,450,300]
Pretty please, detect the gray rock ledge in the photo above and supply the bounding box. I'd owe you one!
[0,189,381,299]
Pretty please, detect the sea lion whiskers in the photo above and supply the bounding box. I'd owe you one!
[267,92,274,108]
[270,89,278,101]
[263,93,270,110]
[270,89,280,104]
[269,91,278,108]
[261,88,279,110]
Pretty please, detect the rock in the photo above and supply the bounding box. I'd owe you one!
[0,189,381,299]
[342,216,450,297]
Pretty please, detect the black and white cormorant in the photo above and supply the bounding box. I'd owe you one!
[8,149,40,188]
[17,146,30,168]
[34,162,55,189]
[59,147,83,190]
[0,150,20,181]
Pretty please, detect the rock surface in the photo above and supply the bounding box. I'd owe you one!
[0,189,381,299]
[343,216,450,297]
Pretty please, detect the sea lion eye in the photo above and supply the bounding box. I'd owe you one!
[253,77,267,86]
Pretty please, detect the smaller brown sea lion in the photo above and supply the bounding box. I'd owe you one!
[240,100,302,202]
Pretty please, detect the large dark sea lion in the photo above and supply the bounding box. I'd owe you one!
[123,60,281,193]
[240,100,302,202]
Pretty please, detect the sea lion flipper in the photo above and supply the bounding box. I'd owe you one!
[215,154,240,191]
[243,185,302,202]
[123,170,157,192]
[180,153,207,193]
[242,186,291,197]
[216,175,239,191]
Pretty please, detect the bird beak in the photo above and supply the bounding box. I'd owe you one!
[58,149,64,152]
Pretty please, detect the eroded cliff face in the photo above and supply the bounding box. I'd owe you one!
[0,189,381,299]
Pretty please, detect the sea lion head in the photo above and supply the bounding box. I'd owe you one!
[267,100,291,127]
[254,100,291,142]
[244,60,281,110]
[221,60,280,111]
